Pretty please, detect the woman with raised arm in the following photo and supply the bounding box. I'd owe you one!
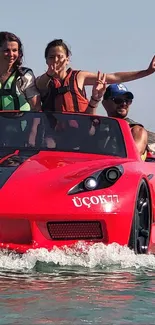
[36,38,155,112]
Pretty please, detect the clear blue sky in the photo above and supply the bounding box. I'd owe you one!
[1,0,155,130]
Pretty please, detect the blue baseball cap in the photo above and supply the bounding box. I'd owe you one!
[104,83,134,100]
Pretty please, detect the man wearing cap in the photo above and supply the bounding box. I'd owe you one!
[102,83,136,121]
[101,83,148,159]
[88,77,149,159]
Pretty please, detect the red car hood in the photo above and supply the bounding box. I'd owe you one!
[0,150,141,216]
[12,151,126,178]
[0,151,129,199]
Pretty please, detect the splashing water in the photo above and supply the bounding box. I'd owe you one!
[0,242,155,274]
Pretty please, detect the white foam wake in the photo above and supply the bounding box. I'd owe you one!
[0,242,155,273]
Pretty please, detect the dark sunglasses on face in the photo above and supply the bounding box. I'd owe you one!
[111,97,132,105]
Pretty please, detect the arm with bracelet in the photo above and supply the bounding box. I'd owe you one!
[86,72,107,114]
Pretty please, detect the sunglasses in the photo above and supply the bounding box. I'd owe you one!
[111,98,132,105]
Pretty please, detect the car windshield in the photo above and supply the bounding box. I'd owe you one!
[0,112,126,157]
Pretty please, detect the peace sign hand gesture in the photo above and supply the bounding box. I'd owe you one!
[47,58,67,76]
[92,71,107,101]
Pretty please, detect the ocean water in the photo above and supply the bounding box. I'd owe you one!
[0,242,155,325]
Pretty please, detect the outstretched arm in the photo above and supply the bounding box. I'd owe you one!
[79,56,155,87]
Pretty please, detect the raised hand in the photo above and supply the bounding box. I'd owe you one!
[47,58,66,76]
[147,55,155,74]
[91,71,107,101]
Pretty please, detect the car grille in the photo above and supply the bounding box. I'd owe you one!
[47,221,103,240]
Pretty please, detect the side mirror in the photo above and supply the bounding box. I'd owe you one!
[146,151,155,162]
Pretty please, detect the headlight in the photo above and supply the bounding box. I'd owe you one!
[68,165,123,195]
[84,177,98,190]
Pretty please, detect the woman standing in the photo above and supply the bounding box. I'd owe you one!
[36,38,155,112]
[0,31,41,111]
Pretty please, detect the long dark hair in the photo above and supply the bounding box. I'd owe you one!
[0,31,23,69]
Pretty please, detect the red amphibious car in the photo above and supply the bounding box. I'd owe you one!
[0,111,155,254]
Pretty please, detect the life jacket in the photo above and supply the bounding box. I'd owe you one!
[125,117,143,128]
[0,68,31,111]
[42,68,89,113]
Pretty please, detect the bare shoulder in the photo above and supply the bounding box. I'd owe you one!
[36,73,49,90]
